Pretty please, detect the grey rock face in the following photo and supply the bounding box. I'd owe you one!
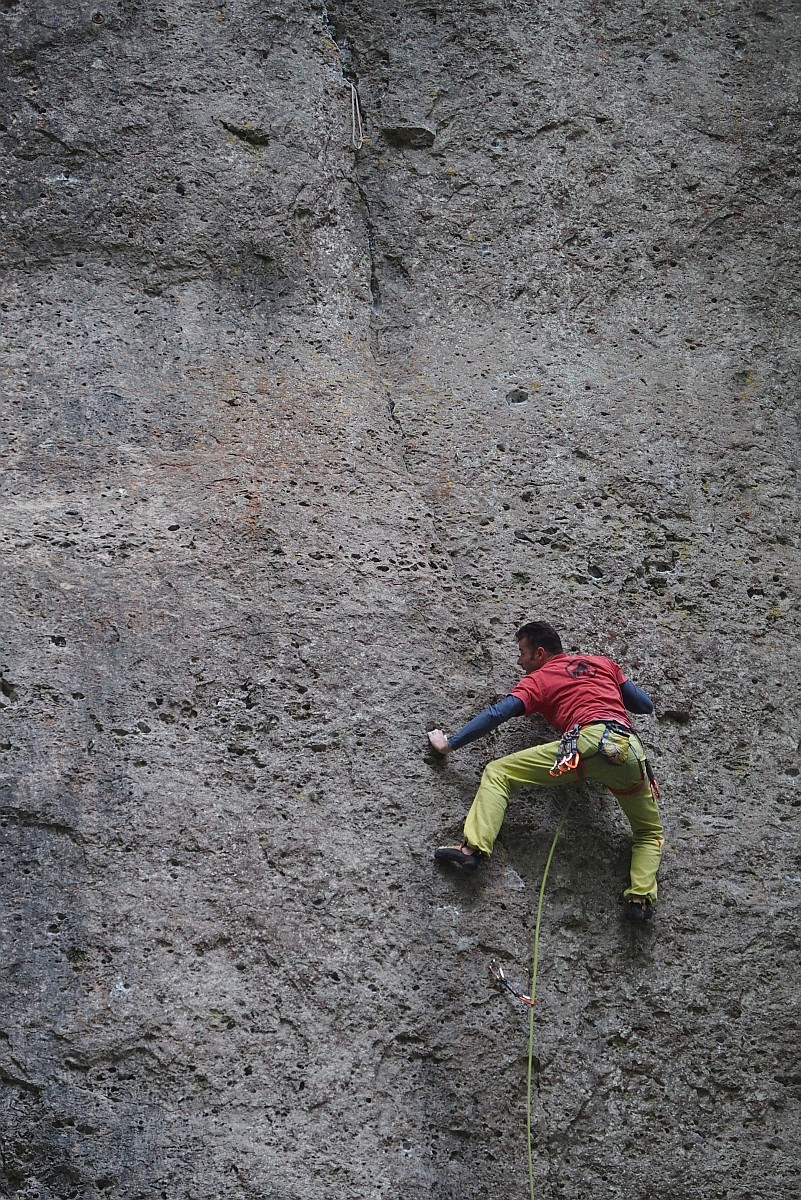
[1,2,798,1198]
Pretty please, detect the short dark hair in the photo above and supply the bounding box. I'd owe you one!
[516,621,563,655]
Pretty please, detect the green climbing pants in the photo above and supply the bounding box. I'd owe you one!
[463,722,664,903]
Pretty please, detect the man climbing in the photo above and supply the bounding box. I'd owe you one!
[428,620,664,921]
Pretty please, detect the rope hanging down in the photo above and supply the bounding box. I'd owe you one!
[485,798,574,1197]
[526,797,574,1200]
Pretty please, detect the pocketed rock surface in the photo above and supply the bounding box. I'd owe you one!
[1,2,799,1198]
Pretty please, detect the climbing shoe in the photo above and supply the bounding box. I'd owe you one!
[624,896,653,922]
[434,843,480,872]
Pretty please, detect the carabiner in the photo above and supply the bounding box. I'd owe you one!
[489,960,534,1007]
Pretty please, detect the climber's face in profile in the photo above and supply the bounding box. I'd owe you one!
[517,638,550,675]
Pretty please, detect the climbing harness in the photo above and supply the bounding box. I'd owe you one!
[348,81,364,149]
[489,960,534,1007]
[549,724,581,776]
[550,719,660,800]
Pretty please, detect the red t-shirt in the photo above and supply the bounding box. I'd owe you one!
[510,653,629,733]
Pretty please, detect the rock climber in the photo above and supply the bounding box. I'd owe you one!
[428,620,664,921]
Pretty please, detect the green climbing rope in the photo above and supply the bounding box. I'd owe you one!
[526,796,574,1200]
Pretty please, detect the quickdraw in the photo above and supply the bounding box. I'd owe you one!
[489,960,534,1007]
[549,723,581,776]
[646,759,661,800]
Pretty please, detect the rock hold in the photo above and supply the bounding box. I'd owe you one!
[381,123,436,149]
[219,119,271,146]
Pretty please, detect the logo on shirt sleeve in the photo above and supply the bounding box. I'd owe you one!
[565,659,598,679]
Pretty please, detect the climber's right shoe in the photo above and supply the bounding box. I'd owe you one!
[624,895,654,922]
[434,843,480,872]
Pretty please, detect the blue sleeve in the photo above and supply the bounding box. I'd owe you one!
[447,695,526,751]
[621,679,654,715]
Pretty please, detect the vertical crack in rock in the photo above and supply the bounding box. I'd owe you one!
[322,3,383,321]
[357,178,383,319]
[321,1,359,85]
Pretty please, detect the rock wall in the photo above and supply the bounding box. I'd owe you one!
[1,2,798,1197]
